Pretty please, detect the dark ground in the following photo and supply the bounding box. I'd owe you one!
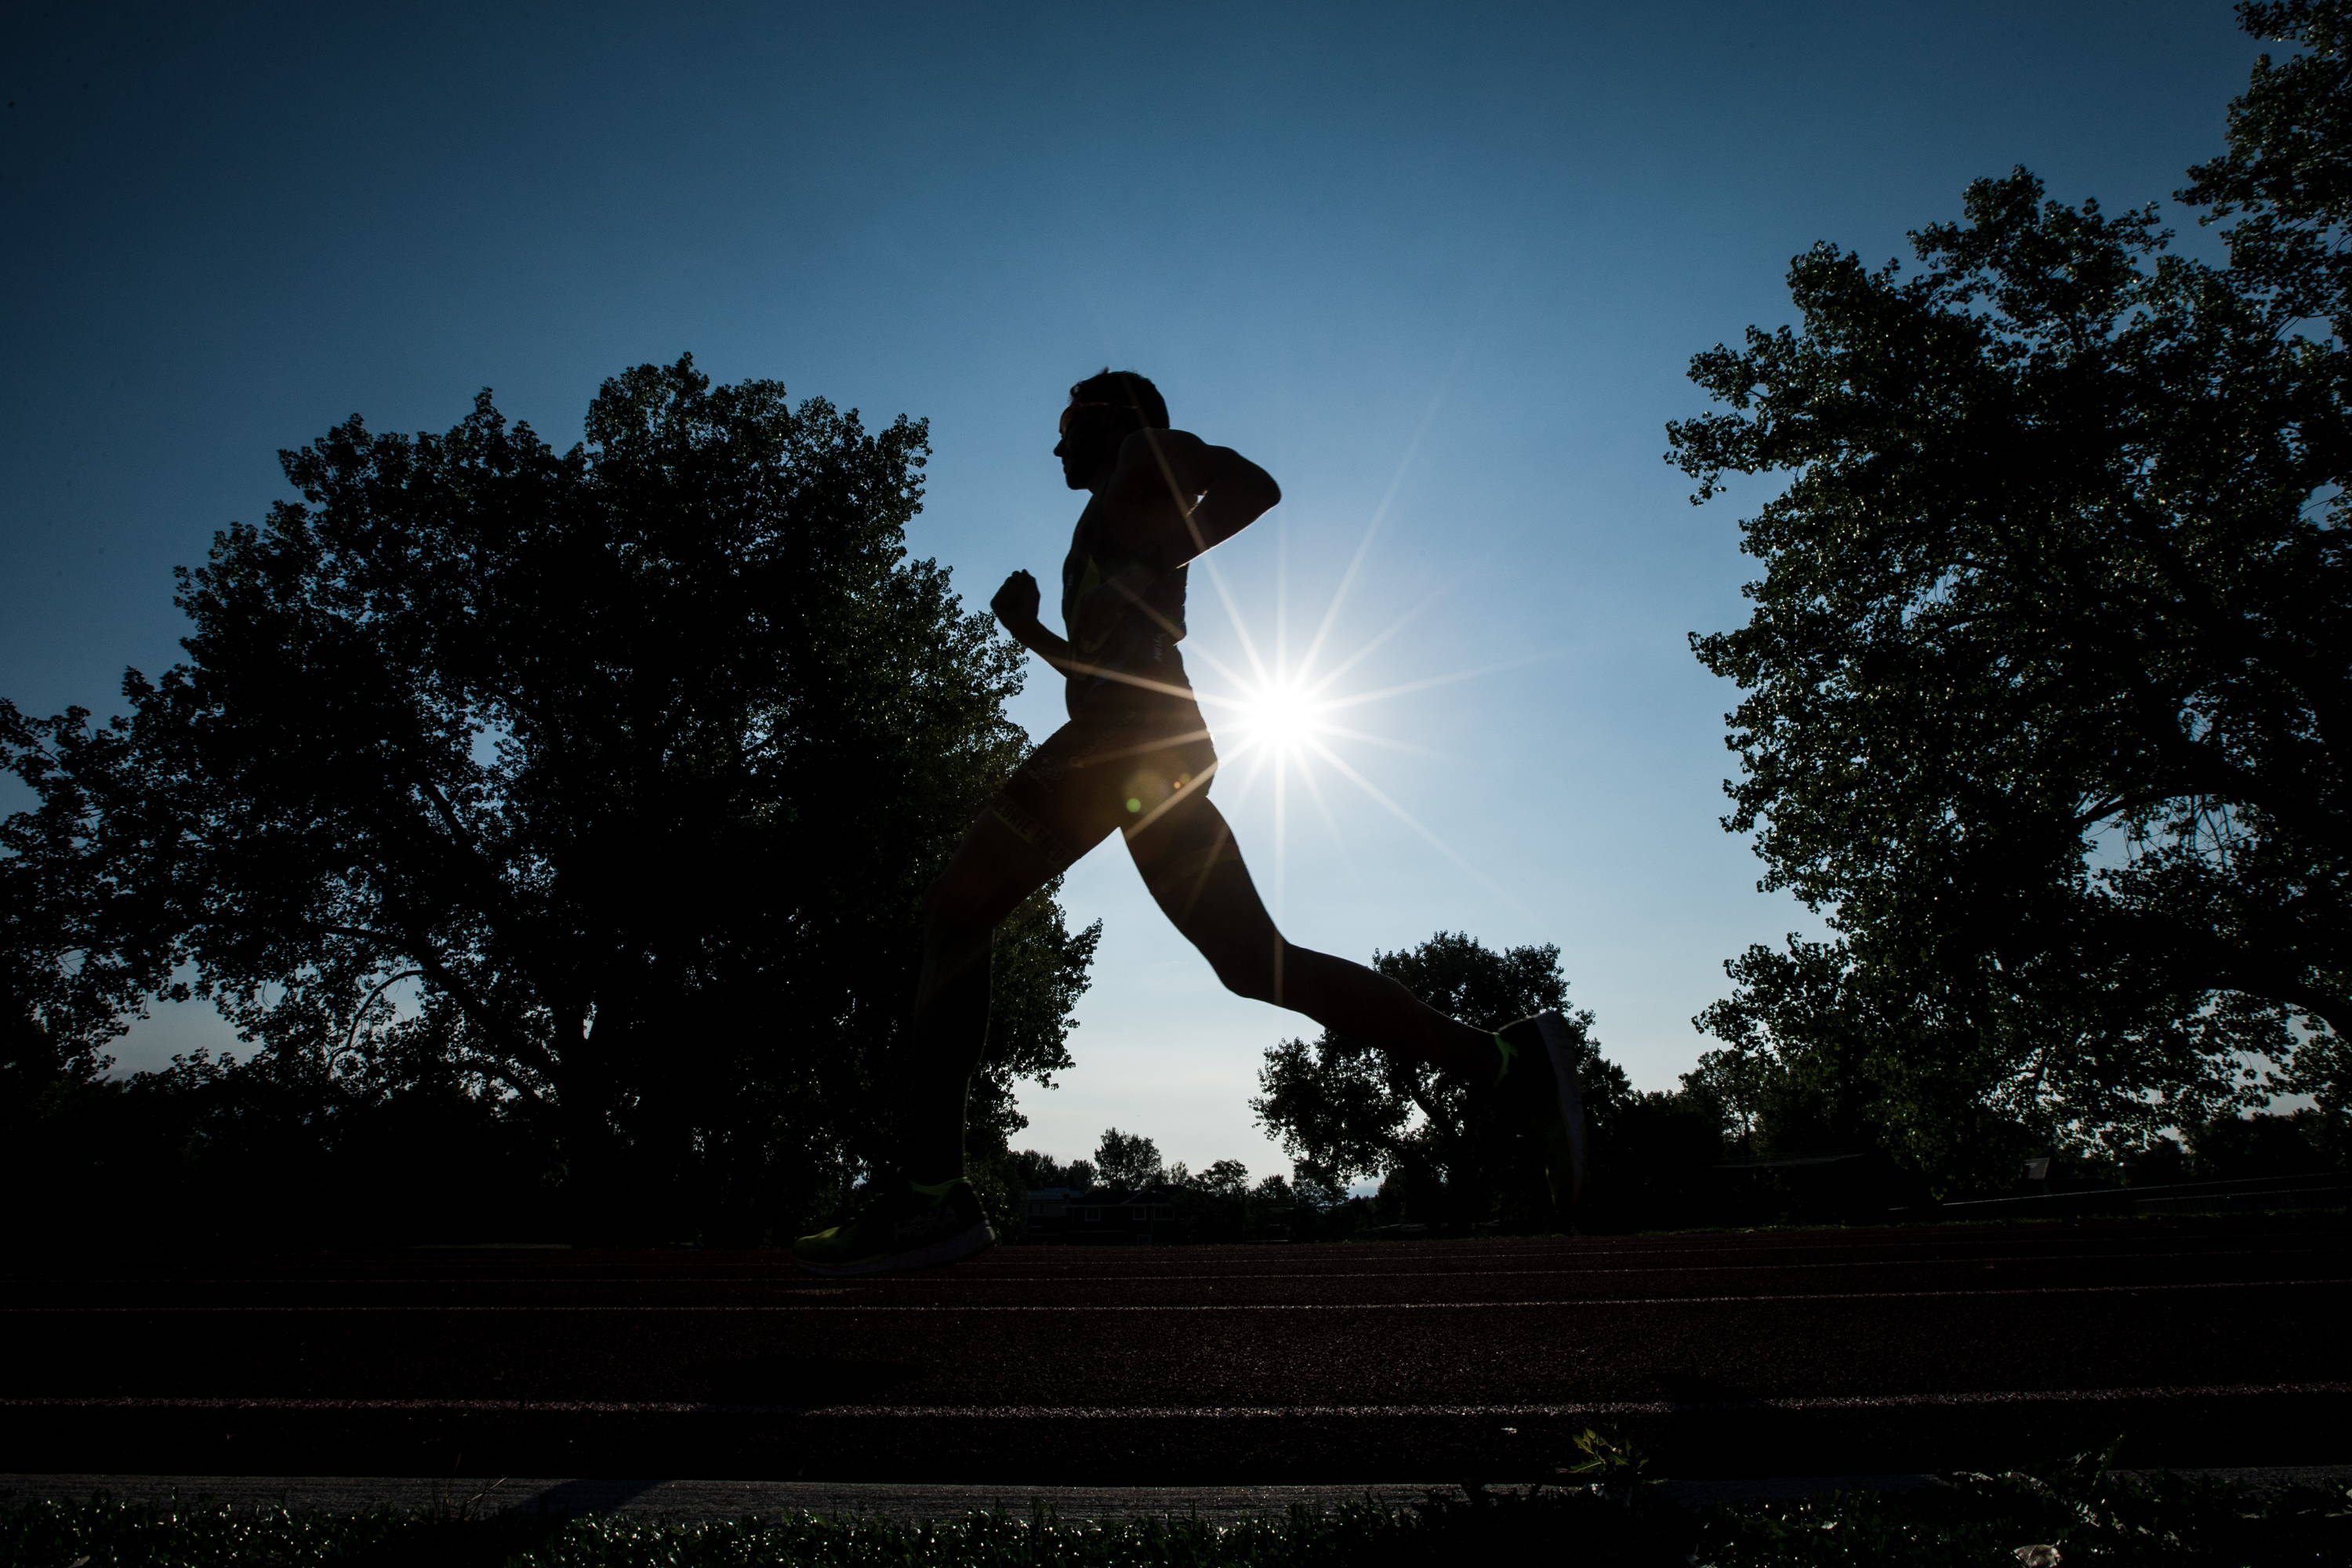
[4,1215,2345,1484]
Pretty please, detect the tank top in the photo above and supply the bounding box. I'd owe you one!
[1060,505,1192,719]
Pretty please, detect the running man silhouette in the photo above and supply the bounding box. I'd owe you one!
[792,371,1584,1275]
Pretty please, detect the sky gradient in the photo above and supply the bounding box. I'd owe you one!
[4,1,2264,1179]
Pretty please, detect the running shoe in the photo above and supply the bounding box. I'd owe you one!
[1495,1011,1588,1210]
[791,1178,996,1276]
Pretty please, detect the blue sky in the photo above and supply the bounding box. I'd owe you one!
[4,1,2263,1179]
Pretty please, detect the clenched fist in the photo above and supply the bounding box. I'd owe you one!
[990,569,1041,629]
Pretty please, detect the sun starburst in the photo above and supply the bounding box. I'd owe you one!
[1229,677,1330,756]
[1178,525,1547,920]
[1089,345,1552,918]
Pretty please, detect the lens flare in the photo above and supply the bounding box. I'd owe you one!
[1156,349,1552,920]
[1182,551,1548,922]
[1233,678,1329,754]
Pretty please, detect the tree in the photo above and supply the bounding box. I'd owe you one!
[1252,931,1624,1226]
[1,701,167,1131]
[1668,7,2352,1174]
[2187,1106,2336,1176]
[2184,2,2352,338]
[1195,1157,1250,1198]
[2180,0,2352,1136]
[1008,1148,1083,1190]
[1092,1126,1164,1189]
[0,357,1098,1238]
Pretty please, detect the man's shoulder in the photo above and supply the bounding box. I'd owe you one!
[1118,426,1208,455]
[1123,425,1218,461]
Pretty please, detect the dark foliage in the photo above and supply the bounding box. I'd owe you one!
[6,1451,2347,1565]
[1009,1147,1098,1191]
[1092,1126,1165,1189]
[1247,931,1728,1231]
[2187,1105,2341,1176]
[1,357,1097,1243]
[1672,4,2352,1187]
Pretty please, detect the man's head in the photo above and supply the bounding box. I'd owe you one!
[1056,368,1166,490]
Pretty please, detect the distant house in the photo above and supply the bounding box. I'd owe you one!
[1021,1185,1183,1244]
[1021,1186,1086,1232]
[1705,1149,1922,1224]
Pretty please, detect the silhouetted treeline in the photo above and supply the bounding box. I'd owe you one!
[1250,930,1743,1233]
[1668,0,2351,1177]
[2,358,1094,1247]
[1249,931,2337,1235]
[2,1045,561,1247]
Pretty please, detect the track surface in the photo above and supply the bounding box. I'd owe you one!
[5,1217,2347,1482]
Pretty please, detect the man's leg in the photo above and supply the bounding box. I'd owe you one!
[1125,797,1495,1080]
[795,727,1127,1275]
[1127,793,1588,1207]
[899,722,1128,1181]
[900,811,1076,1181]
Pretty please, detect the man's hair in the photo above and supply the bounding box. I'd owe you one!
[1068,368,1168,430]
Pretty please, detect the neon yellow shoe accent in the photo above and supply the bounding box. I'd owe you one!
[793,1178,995,1277]
[1491,1031,1521,1088]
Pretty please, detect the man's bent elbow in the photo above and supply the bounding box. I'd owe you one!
[1236,457,1280,511]
[1218,470,1278,519]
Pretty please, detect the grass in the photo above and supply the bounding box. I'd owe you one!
[4,1450,2347,1566]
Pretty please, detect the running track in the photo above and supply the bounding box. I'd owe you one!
[5,1217,2346,1482]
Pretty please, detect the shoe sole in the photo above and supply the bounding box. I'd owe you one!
[1534,1011,1588,1208]
[793,1220,996,1278]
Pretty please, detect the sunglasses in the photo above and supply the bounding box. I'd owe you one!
[1058,400,1122,436]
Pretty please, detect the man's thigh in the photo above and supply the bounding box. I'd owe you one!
[930,803,1083,933]
[995,717,1215,871]
[988,722,1125,877]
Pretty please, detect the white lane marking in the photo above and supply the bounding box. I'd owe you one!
[8,1247,2310,1295]
[2,1279,2343,1313]
[946,1241,2324,1279]
[846,1247,2326,1285]
[17,1233,2314,1288]
[5,1383,2347,1417]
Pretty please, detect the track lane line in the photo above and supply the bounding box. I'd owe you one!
[4,1278,2344,1313]
[6,1383,2347,1417]
[793,1245,2337,1285]
[5,1245,2317,1296]
[13,1232,2314,1287]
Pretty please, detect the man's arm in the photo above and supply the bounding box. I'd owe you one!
[989,569,1079,673]
[1100,428,1282,567]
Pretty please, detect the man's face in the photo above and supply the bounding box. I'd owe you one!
[1055,401,1116,490]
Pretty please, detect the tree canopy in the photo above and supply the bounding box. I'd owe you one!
[1253,931,1625,1226]
[1671,1,2351,1178]
[1,356,1096,1238]
[1091,1127,1165,1190]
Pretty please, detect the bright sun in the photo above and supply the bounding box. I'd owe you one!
[1234,679,1329,753]
[1162,419,1554,918]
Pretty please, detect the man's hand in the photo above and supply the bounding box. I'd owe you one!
[991,568,1077,673]
[991,569,1042,630]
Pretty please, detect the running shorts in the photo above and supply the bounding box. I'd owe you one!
[989,693,1218,870]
